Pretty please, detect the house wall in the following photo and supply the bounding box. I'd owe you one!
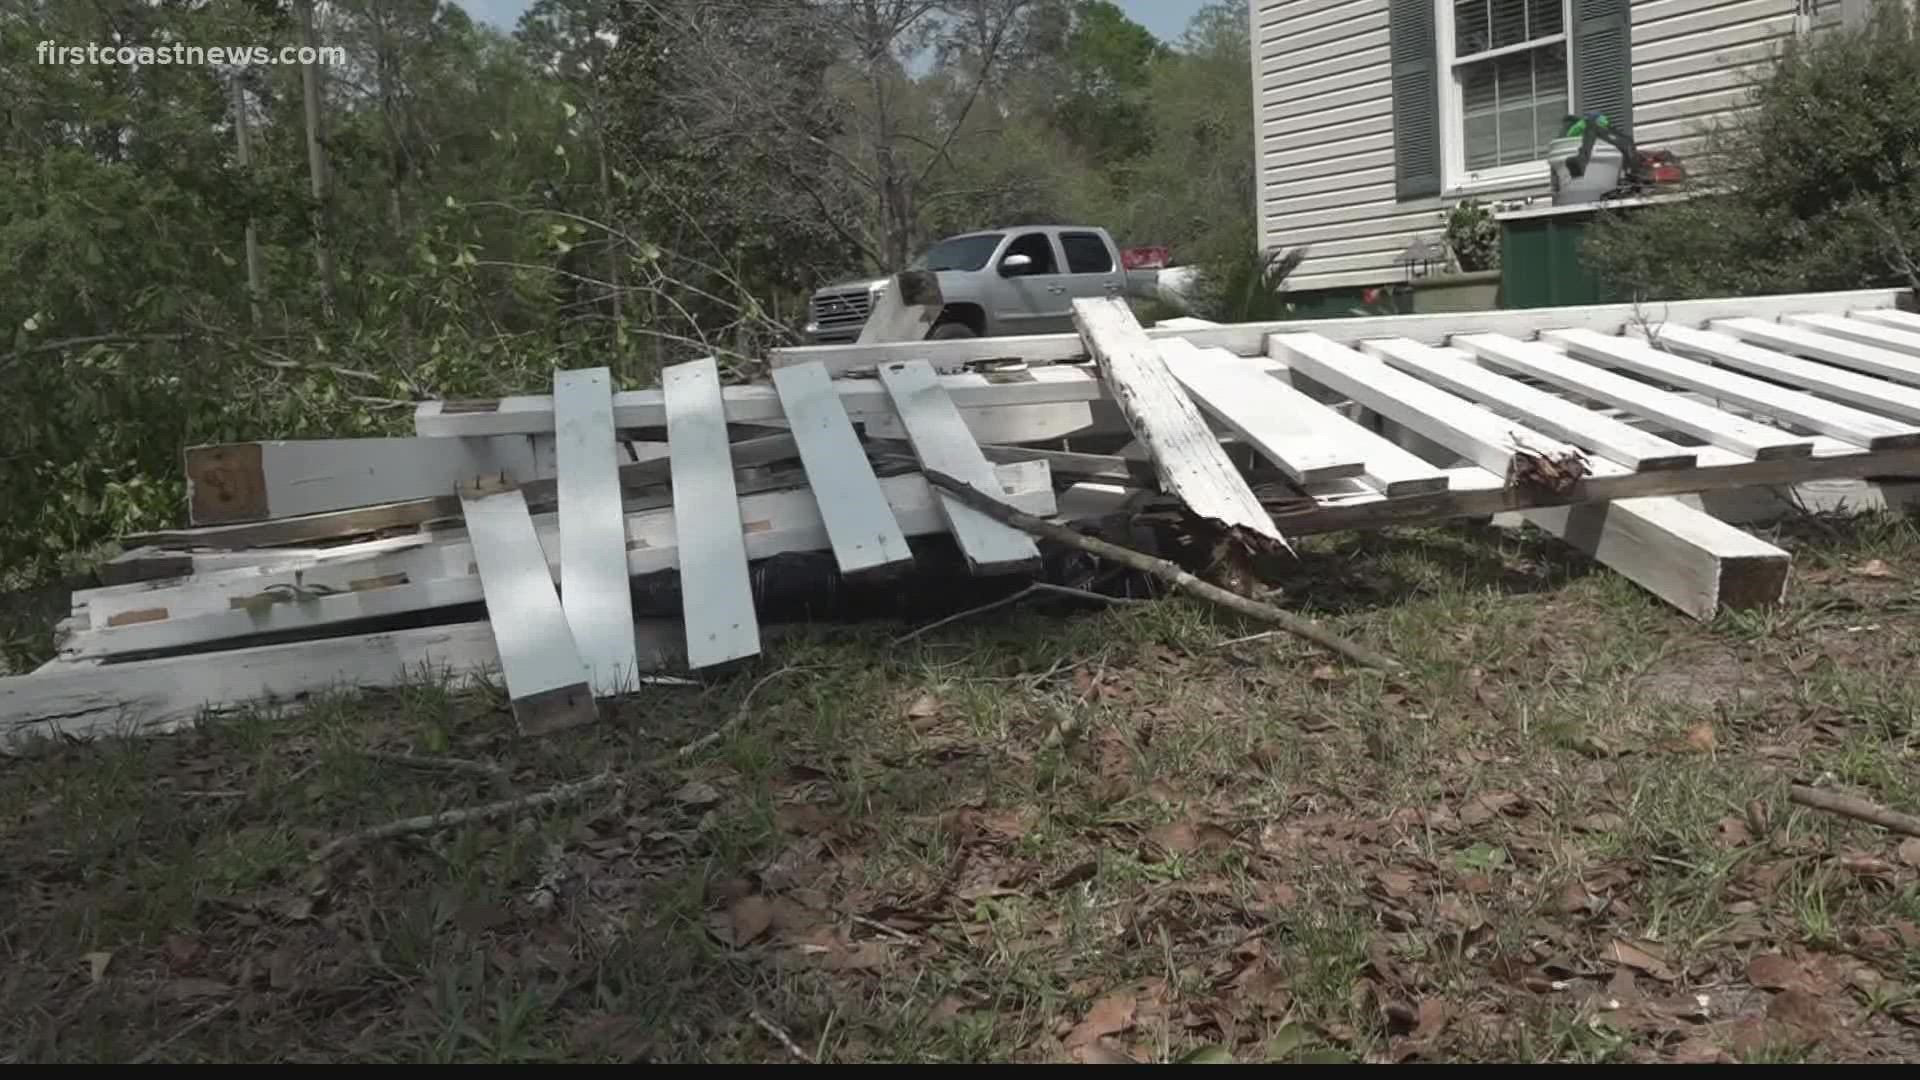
[1254,0,1841,293]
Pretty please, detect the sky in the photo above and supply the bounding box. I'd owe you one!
[450,0,1213,48]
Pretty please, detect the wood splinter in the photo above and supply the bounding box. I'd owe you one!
[919,468,1401,672]
[1789,784,1920,839]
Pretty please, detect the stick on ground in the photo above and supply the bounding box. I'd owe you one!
[356,749,509,783]
[1789,784,1920,838]
[313,772,615,862]
[919,468,1402,671]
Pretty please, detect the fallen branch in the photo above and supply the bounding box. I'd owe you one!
[357,749,509,784]
[920,469,1402,671]
[750,1009,818,1064]
[651,665,809,766]
[312,772,615,862]
[1789,784,1920,838]
[889,581,1138,646]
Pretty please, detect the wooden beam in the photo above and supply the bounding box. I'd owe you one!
[876,359,1043,573]
[1363,338,1698,470]
[2,618,685,751]
[458,475,596,734]
[1507,498,1790,621]
[1784,312,1920,359]
[1453,332,1813,460]
[773,361,915,578]
[1156,338,1367,485]
[1074,297,1284,546]
[857,270,942,344]
[664,357,761,669]
[554,367,640,697]
[184,435,555,525]
[765,288,1910,375]
[1642,324,1920,424]
[413,365,1107,438]
[1543,327,1920,450]
[1709,317,1920,386]
[1847,307,1920,336]
[61,464,1058,661]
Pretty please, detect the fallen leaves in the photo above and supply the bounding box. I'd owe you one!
[670,780,723,808]
[1713,815,1752,848]
[1145,821,1235,858]
[1607,939,1677,982]
[730,895,773,947]
[1900,837,1920,870]
[1850,558,1897,579]
[83,951,112,983]
[1459,791,1521,826]
[1685,722,1718,754]
[1065,992,1136,1049]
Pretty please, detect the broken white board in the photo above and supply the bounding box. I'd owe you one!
[772,360,914,578]
[664,357,761,668]
[554,366,640,696]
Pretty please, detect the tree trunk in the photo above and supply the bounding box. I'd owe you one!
[296,0,336,309]
[231,75,265,326]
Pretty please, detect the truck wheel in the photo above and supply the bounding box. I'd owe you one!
[928,320,977,340]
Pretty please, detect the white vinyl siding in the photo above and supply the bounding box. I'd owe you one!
[1253,0,1841,293]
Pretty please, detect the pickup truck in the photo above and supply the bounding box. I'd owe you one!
[803,224,1192,344]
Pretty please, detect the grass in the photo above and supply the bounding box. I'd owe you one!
[4,511,1920,1062]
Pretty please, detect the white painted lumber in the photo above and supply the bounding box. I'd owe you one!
[765,288,1910,375]
[1453,333,1813,460]
[664,357,760,669]
[1156,338,1366,485]
[1785,312,1920,359]
[1222,351,1452,497]
[859,400,1111,445]
[1543,328,1920,451]
[856,271,941,344]
[413,365,1107,437]
[1362,338,1698,471]
[1508,497,1790,621]
[184,435,552,524]
[1709,317,1920,387]
[459,479,596,733]
[771,361,914,579]
[1641,324,1920,424]
[1269,332,1608,480]
[876,359,1043,573]
[60,464,1057,661]
[554,367,640,697]
[1073,297,1284,546]
[2,618,684,751]
[1847,307,1920,337]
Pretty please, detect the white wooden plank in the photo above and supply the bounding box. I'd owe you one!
[1156,338,1365,485]
[1641,324,1920,424]
[1362,338,1699,470]
[554,367,640,697]
[771,361,914,578]
[1709,317,1920,386]
[765,288,1910,375]
[857,271,942,344]
[1073,298,1285,546]
[1269,332,1609,479]
[1510,497,1790,621]
[876,359,1042,573]
[2,618,685,751]
[458,477,596,733]
[1847,307,1920,336]
[1453,333,1814,460]
[1785,312,1920,359]
[1543,328,1920,450]
[185,435,551,524]
[413,364,1108,437]
[60,464,1058,662]
[664,357,761,669]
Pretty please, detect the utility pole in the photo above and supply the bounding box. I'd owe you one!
[231,73,265,326]
[296,0,336,310]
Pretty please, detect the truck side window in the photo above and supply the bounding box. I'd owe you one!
[1060,232,1114,274]
[1002,232,1057,275]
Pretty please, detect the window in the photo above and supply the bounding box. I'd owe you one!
[1059,232,1114,274]
[1001,232,1058,275]
[1443,0,1571,186]
[912,233,1003,272]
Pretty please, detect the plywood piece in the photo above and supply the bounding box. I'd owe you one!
[1156,338,1366,485]
[459,476,596,733]
[771,361,914,578]
[1073,298,1284,546]
[1453,332,1813,460]
[1364,338,1698,470]
[875,359,1043,573]
[1709,316,1920,386]
[1543,327,1920,450]
[186,435,551,525]
[554,367,640,696]
[664,357,761,668]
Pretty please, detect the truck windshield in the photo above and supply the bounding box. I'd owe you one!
[910,233,1003,272]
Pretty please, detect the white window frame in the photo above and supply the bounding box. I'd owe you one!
[1436,0,1575,196]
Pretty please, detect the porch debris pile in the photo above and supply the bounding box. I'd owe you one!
[10,288,1920,749]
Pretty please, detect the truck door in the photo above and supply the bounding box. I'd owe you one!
[1058,230,1123,305]
[992,230,1076,334]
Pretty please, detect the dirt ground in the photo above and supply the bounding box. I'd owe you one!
[3,511,1919,1063]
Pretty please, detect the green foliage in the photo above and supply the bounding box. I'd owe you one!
[1585,5,1920,299]
[1444,198,1500,272]
[1054,0,1170,164]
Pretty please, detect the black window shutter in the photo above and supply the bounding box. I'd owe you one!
[1389,0,1442,201]
[1571,0,1634,135]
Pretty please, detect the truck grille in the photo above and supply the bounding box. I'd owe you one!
[809,287,873,342]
